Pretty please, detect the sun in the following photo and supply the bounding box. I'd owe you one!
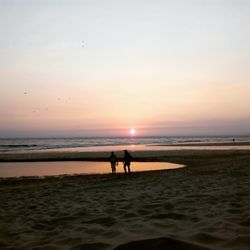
[130,128,136,136]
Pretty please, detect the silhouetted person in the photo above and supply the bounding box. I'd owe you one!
[109,152,118,174]
[233,138,235,143]
[123,150,132,174]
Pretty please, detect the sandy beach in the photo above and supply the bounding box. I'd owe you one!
[0,149,250,250]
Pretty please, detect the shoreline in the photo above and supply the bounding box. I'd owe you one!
[0,149,249,182]
[154,141,250,146]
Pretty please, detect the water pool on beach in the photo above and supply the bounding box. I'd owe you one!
[0,161,184,178]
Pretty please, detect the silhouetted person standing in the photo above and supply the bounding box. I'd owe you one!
[109,152,118,174]
[123,150,132,174]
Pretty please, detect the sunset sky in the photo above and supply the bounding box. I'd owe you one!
[0,0,250,137]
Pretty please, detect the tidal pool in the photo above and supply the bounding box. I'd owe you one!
[0,161,184,178]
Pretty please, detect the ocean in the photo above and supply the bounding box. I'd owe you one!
[1,136,250,153]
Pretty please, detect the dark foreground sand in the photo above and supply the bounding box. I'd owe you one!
[0,150,250,250]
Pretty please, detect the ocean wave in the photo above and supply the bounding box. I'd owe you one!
[0,144,38,148]
[1,136,250,153]
[180,140,202,143]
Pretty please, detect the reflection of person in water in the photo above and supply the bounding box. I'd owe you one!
[109,152,118,174]
[123,150,132,174]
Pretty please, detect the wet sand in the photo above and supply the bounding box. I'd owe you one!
[0,149,250,249]
[1,148,250,162]
[155,141,250,147]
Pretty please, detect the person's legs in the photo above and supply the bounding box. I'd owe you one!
[111,163,116,174]
[123,163,127,174]
[127,163,131,174]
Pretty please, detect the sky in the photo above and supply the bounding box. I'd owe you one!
[0,0,250,137]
